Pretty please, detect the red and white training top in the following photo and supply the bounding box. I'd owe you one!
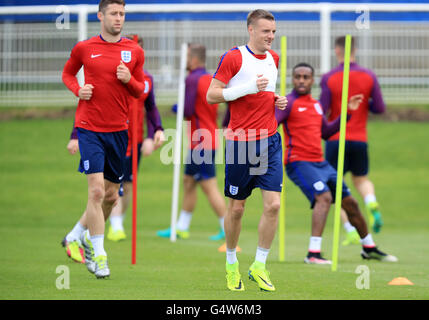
[213,45,279,141]
[62,35,145,132]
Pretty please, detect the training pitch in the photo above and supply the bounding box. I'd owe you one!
[0,114,428,300]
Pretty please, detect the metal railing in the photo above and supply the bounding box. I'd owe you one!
[1,3,428,107]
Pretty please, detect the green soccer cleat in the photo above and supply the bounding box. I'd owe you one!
[93,255,110,279]
[367,202,383,233]
[209,228,225,241]
[248,261,275,292]
[156,227,190,239]
[107,226,126,242]
[226,261,245,291]
[81,231,96,274]
[61,237,85,264]
[342,229,361,246]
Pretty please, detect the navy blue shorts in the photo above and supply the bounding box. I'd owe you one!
[224,132,283,200]
[77,128,128,184]
[184,149,216,181]
[286,160,351,208]
[325,140,369,176]
[123,143,143,182]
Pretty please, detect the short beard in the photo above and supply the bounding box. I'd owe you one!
[107,26,122,36]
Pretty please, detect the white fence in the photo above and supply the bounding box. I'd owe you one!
[0,3,429,107]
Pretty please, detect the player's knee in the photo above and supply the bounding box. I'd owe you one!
[316,192,332,207]
[104,190,119,206]
[88,186,105,203]
[263,200,281,216]
[183,175,196,192]
[230,203,245,219]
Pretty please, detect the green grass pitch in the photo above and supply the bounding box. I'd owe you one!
[0,115,428,300]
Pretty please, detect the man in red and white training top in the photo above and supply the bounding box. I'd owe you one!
[276,63,397,265]
[207,9,287,292]
[61,0,145,279]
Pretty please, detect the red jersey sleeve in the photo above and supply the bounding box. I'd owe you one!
[213,48,241,85]
[62,42,84,97]
[124,47,145,98]
[269,50,280,69]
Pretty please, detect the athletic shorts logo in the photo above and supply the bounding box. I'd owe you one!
[121,51,132,63]
[313,181,325,191]
[229,185,239,196]
[298,107,307,112]
[83,160,90,171]
[314,103,323,115]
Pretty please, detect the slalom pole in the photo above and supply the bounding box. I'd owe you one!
[131,91,138,264]
[170,43,188,242]
[278,35,287,262]
[331,34,352,271]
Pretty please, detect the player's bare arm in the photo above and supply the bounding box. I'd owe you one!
[206,78,227,104]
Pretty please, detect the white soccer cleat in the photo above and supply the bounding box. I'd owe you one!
[81,231,96,274]
[304,252,332,265]
[94,255,110,279]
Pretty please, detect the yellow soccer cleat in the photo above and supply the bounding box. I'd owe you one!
[61,237,85,264]
[226,261,245,291]
[107,226,127,242]
[248,261,275,292]
[342,229,361,246]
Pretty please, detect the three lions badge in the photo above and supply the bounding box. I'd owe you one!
[121,51,131,63]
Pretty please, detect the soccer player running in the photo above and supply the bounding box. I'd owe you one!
[276,62,397,264]
[320,36,386,244]
[157,44,227,242]
[107,34,164,242]
[67,105,161,243]
[207,10,287,292]
[61,0,145,279]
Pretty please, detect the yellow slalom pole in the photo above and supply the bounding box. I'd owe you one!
[331,35,352,271]
[278,36,287,262]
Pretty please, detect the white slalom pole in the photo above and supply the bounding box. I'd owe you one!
[170,42,188,242]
